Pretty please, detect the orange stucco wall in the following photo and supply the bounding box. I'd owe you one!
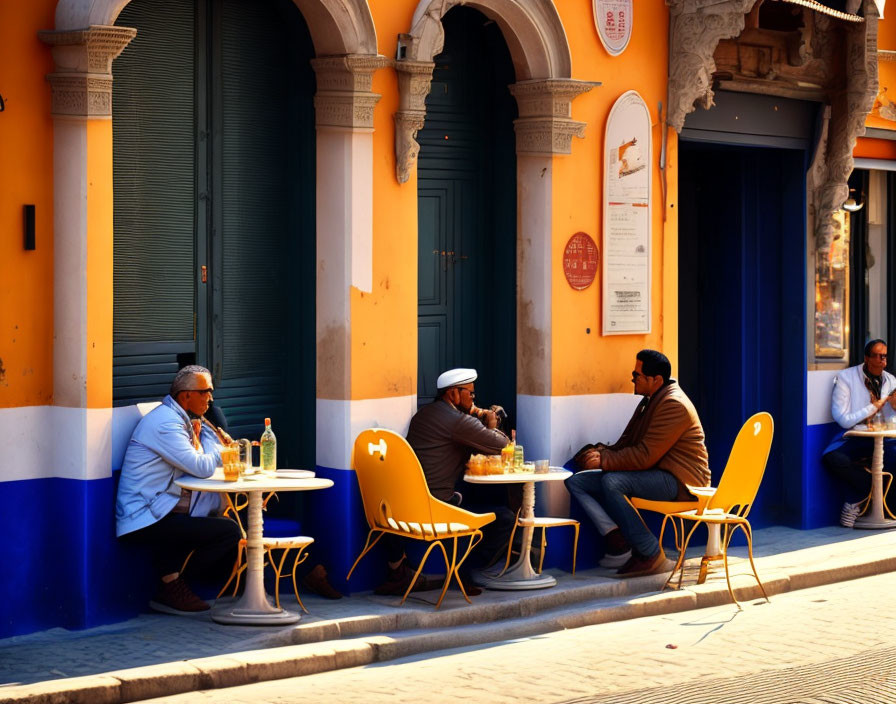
[354,0,676,400]
[352,1,419,400]
[552,0,673,395]
[0,3,55,407]
[87,120,114,408]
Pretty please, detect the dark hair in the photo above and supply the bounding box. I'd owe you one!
[636,349,671,383]
[864,339,888,357]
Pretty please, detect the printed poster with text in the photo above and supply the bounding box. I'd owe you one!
[603,90,651,335]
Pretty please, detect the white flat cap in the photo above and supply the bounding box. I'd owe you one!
[437,368,478,390]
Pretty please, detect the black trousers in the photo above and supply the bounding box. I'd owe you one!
[121,513,241,584]
[822,437,896,504]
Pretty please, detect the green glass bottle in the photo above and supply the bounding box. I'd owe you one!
[260,417,277,471]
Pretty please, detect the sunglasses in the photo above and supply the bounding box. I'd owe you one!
[185,388,214,395]
[868,353,888,360]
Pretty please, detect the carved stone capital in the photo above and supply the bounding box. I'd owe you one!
[311,54,391,129]
[666,0,757,131]
[509,79,598,155]
[813,1,879,253]
[393,60,435,183]
[38,25,135,117]
[395,112,427,184]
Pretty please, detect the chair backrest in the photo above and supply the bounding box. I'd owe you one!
[707,412,774,518]
[352,428,435,529]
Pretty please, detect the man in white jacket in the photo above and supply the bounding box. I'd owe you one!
[822,339,896,527]
[116,365,240,615]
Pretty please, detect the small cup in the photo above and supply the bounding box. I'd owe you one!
[534,459,550,474]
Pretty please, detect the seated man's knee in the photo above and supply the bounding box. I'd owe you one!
[565,470,599,494]
[600,471,627,496]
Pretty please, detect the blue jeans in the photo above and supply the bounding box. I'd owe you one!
[565,469,679,558]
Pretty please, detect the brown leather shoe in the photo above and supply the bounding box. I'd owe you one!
[302,564,343,600]
[615,550,667,578]
[149,577,210,615]
[374,558,441,596]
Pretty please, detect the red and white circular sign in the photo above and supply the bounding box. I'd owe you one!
[593,0,633,57]
[563,232,600,291]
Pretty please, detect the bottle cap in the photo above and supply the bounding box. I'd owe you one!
[264,417,271,426]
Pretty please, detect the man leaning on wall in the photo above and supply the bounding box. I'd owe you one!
[822,339,896,527]
[115,365,241,615]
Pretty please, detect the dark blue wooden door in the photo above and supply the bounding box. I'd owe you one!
[417,7,517,423]
[679,143,806,527]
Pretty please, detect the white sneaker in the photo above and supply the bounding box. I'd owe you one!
[599,549,632,568]
[840,501,862,528]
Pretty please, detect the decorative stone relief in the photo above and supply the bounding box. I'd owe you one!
[38,25,135,118]
[311,54,391,130]
[510,80,598,156]
[394,60,434,183]
[812,2,879,253]
[667,0,879,253]
[666,0,757,132]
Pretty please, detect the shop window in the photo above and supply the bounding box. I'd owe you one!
[814,209,850,360]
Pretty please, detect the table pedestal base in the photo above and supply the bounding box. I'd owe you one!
[853,516,896,530]
[212,603,300,626]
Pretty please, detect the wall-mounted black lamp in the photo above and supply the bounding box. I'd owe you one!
[842,187,865,213]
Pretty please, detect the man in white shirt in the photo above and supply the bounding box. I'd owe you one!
[822,339,896,527]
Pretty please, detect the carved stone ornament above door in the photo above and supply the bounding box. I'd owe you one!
[667,0,880,254]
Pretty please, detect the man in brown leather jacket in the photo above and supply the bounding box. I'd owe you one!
[565,349,710,577]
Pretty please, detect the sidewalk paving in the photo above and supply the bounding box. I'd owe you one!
[2,525,896,703]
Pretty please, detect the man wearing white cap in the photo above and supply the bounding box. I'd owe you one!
[375,368,512,596]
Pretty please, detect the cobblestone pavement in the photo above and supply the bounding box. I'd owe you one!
[145,571,896,704]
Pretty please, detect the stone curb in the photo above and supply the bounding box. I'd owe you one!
[4,547,896,703]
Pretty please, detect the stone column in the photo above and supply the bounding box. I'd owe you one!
[509,78,597,516]
[311,54,392,471]
[38,25,135,479]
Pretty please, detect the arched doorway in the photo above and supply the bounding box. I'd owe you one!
[417,6,518,424]
[111,0,316,468]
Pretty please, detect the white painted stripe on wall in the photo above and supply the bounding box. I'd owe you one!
[807,369,838,426]
[518,392,641,517]
[0,406,113,482]
[316,395,418,470]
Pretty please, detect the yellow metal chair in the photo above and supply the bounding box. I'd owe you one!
[503,512,579,575]
[663,411,775,608]
[348,428,496,609]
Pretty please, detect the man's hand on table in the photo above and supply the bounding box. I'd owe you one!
[579,448,601,469]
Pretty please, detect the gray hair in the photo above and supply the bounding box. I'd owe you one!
[170,365,212,397]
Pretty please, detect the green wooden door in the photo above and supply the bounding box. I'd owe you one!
[417,7,518,424]
[113,0,316,467]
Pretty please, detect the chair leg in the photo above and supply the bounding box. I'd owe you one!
[740,522,769,604]
[216,542,246,599]
[290,547,311,614]
[721,523,742,610]
[537,531,547,574]
[501,509,521,576]
[433,540,454,609]
[452,531,483,604]
[346,530,384,581]
[883,472,896,520]
[400,541,441,606]
[571,523,579,576]
[664,520,701,592]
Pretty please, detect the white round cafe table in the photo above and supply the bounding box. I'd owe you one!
[175,469,331,625]
[464,468,571,590]
[844,427,896,530]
